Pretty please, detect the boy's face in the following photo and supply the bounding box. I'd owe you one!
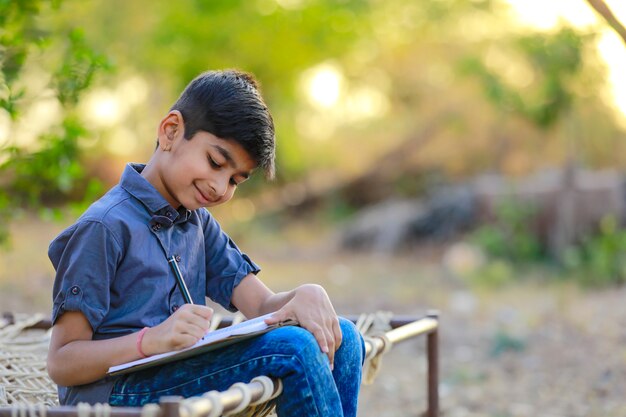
[154,123,256,210]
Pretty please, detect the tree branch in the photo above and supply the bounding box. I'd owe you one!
[585,0,626,46]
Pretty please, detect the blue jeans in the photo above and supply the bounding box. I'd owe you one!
[109,318,365,417]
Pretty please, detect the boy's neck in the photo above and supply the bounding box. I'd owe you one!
[140,158,179,209]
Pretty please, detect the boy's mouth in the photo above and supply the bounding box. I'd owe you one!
[194,184,213,204]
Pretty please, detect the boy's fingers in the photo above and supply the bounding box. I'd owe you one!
[325,346,335,369]
[324,325,336,368]
[188,314,211,332]
[181,324,206,340]
[307,323,336,368]
[172,305,212,333]
[263,315,279,325]
[332,318,343,350]
[312,326,329,354]
[190,305,214,319]
[264,309,291,325]
[173,332,202,350]
[323,322,335,352]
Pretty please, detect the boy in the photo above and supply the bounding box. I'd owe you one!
[47,70,364,417]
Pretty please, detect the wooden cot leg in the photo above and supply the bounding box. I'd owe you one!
[159,396,182,417]
[426,311,439,417]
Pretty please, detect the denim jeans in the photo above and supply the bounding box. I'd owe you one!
[109,318,365,417]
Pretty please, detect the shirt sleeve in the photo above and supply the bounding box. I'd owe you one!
[202,211,260,312]
[48,220,122,331]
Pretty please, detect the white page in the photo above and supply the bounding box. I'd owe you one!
[108,312,276,374]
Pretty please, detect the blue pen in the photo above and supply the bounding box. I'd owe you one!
[168,256,194,304]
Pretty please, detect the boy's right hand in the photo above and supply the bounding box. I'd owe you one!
[141,304,213,356]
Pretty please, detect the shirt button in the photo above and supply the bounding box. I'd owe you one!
[70,286,79,295]
[171,304,179,313]
[165,211,173,218]
[175,255,181,262]
[152,224,161,231]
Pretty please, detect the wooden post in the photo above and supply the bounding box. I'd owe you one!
[426,311,439,417]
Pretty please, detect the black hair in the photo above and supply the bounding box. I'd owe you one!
[170,69,276,179]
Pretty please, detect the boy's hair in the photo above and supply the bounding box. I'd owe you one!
[170,69,276,179]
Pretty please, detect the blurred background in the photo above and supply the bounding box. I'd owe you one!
[2,0,626,416]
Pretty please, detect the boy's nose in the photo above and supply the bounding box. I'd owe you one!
[210,178,228,199]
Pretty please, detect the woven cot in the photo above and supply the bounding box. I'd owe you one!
[0,312,439,417]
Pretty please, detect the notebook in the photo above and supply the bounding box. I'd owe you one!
[108,312,296,376]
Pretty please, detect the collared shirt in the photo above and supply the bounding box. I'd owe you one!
[48,163,260,405]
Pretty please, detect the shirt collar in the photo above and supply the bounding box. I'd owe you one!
[120,163,191,224]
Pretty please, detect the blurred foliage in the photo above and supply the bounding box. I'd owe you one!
[1,0,625,251]
[49,0,379,178]
[468,259,515,288]
[469,198,543,263]
[460,27,587,129]
[48,0,623,183]
[0,0,108,244]
[470,206,626,287]
[489,327,526,358]
[563,215,626,286]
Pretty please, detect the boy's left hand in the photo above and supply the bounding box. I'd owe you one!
[265,284,342,369]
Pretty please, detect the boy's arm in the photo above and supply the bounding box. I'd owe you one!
[231,274,342,368]
[48,306,212,387]
[47,311,140,386]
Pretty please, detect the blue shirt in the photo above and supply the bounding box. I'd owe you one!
[48,163,260,405]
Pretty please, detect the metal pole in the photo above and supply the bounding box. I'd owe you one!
[386,317,438,345]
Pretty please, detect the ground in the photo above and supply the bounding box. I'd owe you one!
[1,216,625,417]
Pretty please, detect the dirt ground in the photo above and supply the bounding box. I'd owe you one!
[1,216,626,417]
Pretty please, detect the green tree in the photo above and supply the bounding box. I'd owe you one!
[460,26,603,259]
[2,0,623,240]
[0,0,108,244]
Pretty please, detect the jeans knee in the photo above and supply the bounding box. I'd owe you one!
[338,317,359,345]
[264,318,364,369]
[337,317,365,364]
[266,325,323,359]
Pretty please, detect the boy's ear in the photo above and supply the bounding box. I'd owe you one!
[157,111,184,151]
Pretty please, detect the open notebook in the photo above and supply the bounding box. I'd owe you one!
[108,312,297,376]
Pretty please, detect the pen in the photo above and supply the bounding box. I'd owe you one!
[168,256,194,304]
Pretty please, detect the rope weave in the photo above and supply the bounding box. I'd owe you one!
[0,314,57,407]
[140,403,160,417]
[356,311,393,385]
[362,333,392,384]
[8,404,46,417]
[179,375,282,417]
[0,312,395,417]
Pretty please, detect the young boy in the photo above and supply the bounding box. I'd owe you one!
[47,70,364,417]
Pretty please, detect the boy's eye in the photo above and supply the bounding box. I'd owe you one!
[209,157,221,169]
